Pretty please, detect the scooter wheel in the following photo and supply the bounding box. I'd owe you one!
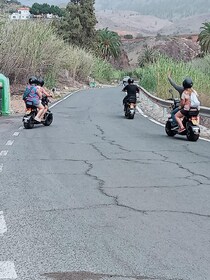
[165,121,176,136]
[23,117,34,129]
[186,129,199,141]
[43,113,53,126]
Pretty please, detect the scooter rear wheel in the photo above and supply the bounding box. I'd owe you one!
[23,116,34,129]
[186,130,199,141]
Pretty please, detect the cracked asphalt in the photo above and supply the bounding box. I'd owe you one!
[0,87,210,280]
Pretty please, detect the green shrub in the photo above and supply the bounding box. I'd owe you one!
[92,57,121,82]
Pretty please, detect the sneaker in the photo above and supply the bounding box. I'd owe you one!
[34,116,41,122]
[171,122,177,127]
[171,125,178,130]
[178,127,186,133]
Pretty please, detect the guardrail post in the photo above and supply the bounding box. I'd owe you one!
[139,91,143,101]
[163,107,168,118]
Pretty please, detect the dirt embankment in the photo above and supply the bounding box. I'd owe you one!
[122,35,200,67]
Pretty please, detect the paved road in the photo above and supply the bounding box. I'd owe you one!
[0,87,210,280]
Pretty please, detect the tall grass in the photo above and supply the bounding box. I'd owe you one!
[0,20,119,87]
[132,55,210,105]
[0,20,65,85]
[92,57,121,82]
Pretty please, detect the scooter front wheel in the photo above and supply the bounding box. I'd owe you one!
[43,112,53,126]
[165,121,176,136]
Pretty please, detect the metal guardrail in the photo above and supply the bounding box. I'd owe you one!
[138,85,210,118]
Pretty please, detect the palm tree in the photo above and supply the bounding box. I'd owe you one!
[198,22,210,53]
[137,45,159,67]
[96,28,121,60]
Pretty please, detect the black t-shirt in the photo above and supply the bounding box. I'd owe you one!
[123,84,139,97]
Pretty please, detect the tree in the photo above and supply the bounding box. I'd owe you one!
[30,3,64,17]
[56,0,97,49]
[137,45,159,67]
[96,28,121,60]
[41,3,51,14]
[198,22,210,53]
[30,3,42,15]
[50,5,64,17]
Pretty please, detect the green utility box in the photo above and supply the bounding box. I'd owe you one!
[0,74,10,115]
[89,81,96,88]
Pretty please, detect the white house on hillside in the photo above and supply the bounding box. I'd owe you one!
[10,7,31,20]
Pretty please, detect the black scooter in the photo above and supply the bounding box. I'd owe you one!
[23,96,53,129]
[124,97,136,119]
[165,90,200,141]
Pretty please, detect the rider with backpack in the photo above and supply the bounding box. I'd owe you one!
[23,76,45,122]
[175,78,200,133]
[168,73,200,127]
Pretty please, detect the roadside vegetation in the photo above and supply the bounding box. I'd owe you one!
[131,55,210,105]
[0,0,122,89]
[124,54,210,106]
[0,21,120,88]
[96,28,122,61]
[121,22,210,106]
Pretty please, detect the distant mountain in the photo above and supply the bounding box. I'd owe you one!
[96,10,209,37]
[159,13,210,35]
[95,0,210,20]
[96,10,172,37]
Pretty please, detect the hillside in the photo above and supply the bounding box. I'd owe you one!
[18,1,210,36]
[122,35,200,67]
[159,13,210,35]
[8,2,207,72]
[96,10,172,37]
[96,10,209,37]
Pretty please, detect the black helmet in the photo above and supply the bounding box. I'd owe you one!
[128,78,134,84]
[29,76,38,85]
[37,78,44,87]
[183,77,193,89]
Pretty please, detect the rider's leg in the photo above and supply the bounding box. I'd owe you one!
[175,111,185,132]
[35,103,45,122]
[171,107,179,125]
[41,105,48,120]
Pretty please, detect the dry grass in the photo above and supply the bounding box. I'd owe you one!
[0,20,119,90]
[0,20,95,87]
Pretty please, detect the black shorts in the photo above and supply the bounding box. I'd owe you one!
[180,109,189,116]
